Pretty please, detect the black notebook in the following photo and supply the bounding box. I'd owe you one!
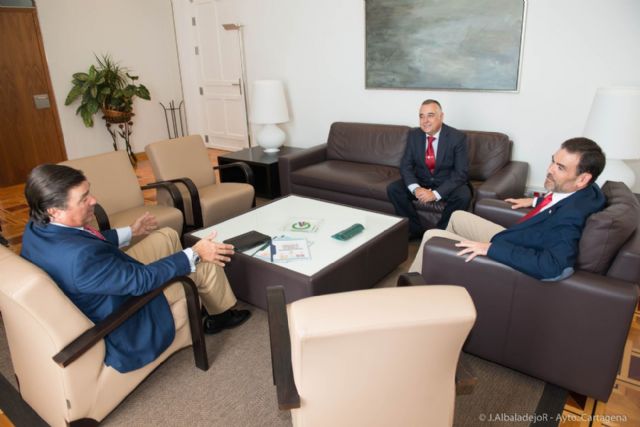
[223,230,271,252]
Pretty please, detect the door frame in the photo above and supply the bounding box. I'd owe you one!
[170,0,250,151]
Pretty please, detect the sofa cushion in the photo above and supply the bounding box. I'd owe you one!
[291,160,400,201]
[464,131,511,181]
[326,122,410,168]
[576,181,640,274]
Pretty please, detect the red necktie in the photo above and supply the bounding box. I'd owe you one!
[425,135,436,174]
[84,225,106,240]
[518,193,553,223]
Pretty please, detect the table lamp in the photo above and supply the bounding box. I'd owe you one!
[250,80,290,153]
[583,87,640,188]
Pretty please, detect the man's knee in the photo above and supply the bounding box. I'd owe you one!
[153,227,182,250]
[387,180,406,200]
[448,210,474,228]
[448,185,472,206]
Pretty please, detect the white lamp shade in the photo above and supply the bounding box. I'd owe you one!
[250,80,290,124]
[584,87,640,160]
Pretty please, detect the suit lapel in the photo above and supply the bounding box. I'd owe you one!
[509,191,582,230]
[434,125,449,174]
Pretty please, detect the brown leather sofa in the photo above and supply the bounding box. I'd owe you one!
[410,181,640,401]
[279,122,528,229]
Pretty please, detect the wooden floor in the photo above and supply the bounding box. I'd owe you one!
[0,149,638,426]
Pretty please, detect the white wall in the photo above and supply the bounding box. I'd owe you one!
[36,0,183,159]
[213,0,640,192]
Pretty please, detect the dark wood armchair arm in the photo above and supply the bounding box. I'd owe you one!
[53,276,209,371]
[152,177,204,229]
[214,162,256,207]
[93,203,111,231]
[213,161,255,186]
[266,286,300,410]
[141,181,186,216]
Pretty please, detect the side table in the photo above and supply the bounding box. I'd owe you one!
[218,146,303,199]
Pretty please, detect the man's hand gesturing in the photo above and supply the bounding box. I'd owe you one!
[130,212,158,237]
[192,230,235,267]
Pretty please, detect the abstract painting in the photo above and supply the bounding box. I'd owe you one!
[365,0,526,91]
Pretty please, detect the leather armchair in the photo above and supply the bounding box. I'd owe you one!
[0,245,208,427]
[61,151,184,244]
[145,135,255,231]
[411,182,640,401]
[266,285,476,426]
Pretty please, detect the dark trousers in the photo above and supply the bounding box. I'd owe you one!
[386,179,472,234]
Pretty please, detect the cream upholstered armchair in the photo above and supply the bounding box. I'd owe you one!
[0,245,208,427]
[145,135,255,231]
[61,151,184,243]
[267,285,476,426]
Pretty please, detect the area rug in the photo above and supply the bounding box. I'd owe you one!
[1,301,566,427]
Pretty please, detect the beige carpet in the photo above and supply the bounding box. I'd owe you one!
[0,241,560,426]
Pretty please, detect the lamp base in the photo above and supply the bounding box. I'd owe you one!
[257,124,285,153]
[596,159,636,189]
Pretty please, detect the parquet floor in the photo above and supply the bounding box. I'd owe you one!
[0,149,638,426]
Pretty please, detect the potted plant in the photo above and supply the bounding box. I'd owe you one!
[64,54,150,127]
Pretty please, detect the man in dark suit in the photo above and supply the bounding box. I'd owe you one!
[409,137,606,281]
[21,164,250,373]
[387,99,470,236]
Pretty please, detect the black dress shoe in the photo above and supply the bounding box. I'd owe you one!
[203,309,251,334]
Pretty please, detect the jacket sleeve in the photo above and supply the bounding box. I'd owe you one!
[434,132,469,198]
[103,229,119,246]
[71,243,191,296]
[399,131,420,187]
[487,211,583,280]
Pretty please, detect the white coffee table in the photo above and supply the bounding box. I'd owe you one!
[187,195,408,308]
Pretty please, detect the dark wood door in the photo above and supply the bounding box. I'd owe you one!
[0,7,67,187]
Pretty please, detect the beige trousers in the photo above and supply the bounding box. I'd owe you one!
[125,227,237,315]
[408,210,506,273]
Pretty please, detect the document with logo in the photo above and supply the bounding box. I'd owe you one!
[253,235,311,263]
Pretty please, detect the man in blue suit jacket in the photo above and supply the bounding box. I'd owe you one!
[409,137,606,280]
[387,99,471,236]
[21,164,250,372]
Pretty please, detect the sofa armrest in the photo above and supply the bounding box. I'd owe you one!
[473,199,529,228]
[53,276,209,371]
[278,144,328,195]
[420,237,638,400]
[475,161,529,203]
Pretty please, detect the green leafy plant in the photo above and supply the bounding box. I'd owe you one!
[64,54,151,127]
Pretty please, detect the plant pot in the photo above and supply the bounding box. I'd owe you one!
[101,108,134,124]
